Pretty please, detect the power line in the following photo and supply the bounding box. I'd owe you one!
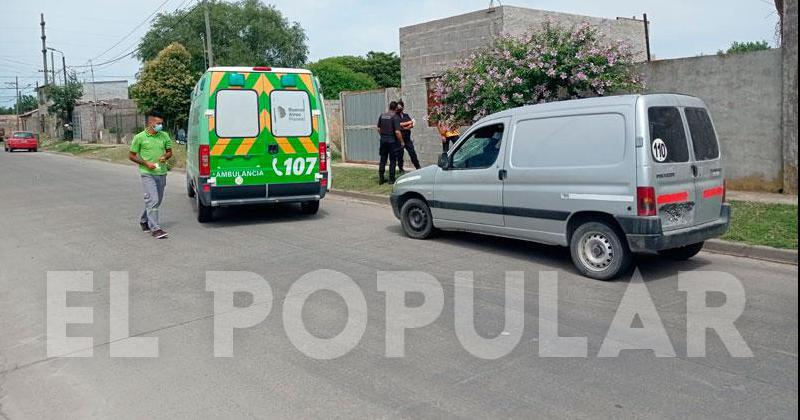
[89,0,174,62]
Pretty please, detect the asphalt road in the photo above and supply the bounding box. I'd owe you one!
[0,150,797,419]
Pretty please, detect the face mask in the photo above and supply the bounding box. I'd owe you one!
[153,124,163,132]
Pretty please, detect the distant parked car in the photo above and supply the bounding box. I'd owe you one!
[4,131,38,152]
[0,127,5,142]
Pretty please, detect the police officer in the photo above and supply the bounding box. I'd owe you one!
[396,100,421,173]
[376,101,404,184]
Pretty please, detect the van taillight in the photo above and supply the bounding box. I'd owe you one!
[318,142,327,172]
[253,66,272,71]
[199,145,210,176]
[637,187,657,216]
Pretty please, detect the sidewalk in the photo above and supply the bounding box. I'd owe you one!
[727,191,798,206]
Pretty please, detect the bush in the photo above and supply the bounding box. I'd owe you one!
[717,41,771,55]
[430,21,644,125]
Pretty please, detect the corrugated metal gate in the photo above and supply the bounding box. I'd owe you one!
[341,88,398,163]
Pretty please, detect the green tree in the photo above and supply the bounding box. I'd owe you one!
[717,41,771,55]
[309,52,400,89]
[130,43,198,129]
[45,83,82,124]
[15,95,38,114]
[137,0,308,74]
[307,60,378,98]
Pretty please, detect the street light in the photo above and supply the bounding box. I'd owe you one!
[47,47,67,85]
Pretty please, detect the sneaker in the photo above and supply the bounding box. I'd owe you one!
[140,221,150,232]
[152,229,169,239]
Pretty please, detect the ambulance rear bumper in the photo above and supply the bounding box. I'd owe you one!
[197,180,326,207]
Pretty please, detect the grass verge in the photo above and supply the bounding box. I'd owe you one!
[722,201,798,249]
[43,140,186,170]
[331,165,394,196]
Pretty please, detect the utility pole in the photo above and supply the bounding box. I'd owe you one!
[40,13,49,86]
[48,47,68,85]
[50,50,56,85]
[14,76,20,130]
[62,56,67,85]
[204,0,214,67]
[643,13,651,62]
[89,60,99,142]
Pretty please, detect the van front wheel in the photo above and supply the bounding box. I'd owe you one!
[570,221,633,281]
[400,198,434,239]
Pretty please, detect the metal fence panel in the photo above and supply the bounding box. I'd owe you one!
[341,89,389,162]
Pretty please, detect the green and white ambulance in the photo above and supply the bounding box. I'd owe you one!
[186,66,331,222]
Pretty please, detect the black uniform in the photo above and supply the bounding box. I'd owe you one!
[397,112,421,171]
[377,111,402,182]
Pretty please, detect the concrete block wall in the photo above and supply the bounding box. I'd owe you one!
[80,80,129,102]
[400,6,649,165]
[641,50,786,192]
[782,0,798,194]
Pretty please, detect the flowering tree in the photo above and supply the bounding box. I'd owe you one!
[430,21,645,125]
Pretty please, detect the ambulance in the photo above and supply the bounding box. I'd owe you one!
[186,66,331,222]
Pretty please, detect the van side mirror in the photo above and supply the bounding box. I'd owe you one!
[437,153,449,170]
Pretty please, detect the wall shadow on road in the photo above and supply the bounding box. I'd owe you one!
[387,227,713,283]
[195,203,328,228]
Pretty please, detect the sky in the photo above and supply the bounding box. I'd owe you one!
[0,0,781,107]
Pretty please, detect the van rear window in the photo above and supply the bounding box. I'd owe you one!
[648,107,689,163]
[685,108,720,161]
[215,90,259,138]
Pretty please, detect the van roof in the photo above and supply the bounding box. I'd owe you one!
[485,93,704,120]
[207,66,312,74]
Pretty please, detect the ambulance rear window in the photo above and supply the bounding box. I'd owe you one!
[216,89,259,138]
[270,90,312,137]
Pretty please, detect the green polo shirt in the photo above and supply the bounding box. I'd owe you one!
[130,130,173,175]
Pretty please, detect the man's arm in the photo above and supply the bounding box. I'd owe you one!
[160,148,173,163]
[393,116,405,146]
[129,151,156,170]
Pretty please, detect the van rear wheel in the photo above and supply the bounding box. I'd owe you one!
[658,242,704,261]
[570,221,633,281]
[300,200,320,215]
[400,198,434,239]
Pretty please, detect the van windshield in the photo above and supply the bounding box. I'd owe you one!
[685,108,720,161]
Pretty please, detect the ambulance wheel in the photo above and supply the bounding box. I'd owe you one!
[197,196,213,223]
[187,176,196,198]
[300,200,320,215]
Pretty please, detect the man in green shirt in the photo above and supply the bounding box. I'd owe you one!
[129,111,173,239]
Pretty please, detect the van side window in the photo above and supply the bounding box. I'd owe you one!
[511,113,625,168]
[648,107,689,163]
[451,123,504,170]
[215,90,260,138]
[685,108,720,161]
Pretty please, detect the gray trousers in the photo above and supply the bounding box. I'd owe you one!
[140,174,167,231]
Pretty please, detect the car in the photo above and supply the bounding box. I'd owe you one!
[4,131,38,152]
[390,94,730,280]
[186,66,332,223]
[0,127,5,142]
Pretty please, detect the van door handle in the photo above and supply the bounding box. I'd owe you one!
[691,165,699,178]
[498,169,507,181]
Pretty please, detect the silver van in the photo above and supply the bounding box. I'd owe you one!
[390,94,730,280]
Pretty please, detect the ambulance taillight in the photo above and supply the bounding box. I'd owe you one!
[199,145,210,176]
[318,142,327,173]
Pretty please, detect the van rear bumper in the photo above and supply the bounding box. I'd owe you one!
[620,204,731,252]
[197,179,326,207]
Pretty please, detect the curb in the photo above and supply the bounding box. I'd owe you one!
[704,239,798,265]
[329,189,389,205]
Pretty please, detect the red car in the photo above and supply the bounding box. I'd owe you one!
[4,131,38,152]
